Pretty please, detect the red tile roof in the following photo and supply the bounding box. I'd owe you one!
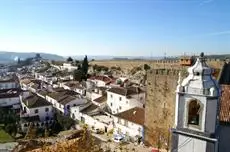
[114,107,145,125]
[93,95,107,103]
[88,75,112,84]
[219,85,230,123]
[107,86,144,96]
[64,81,84,89]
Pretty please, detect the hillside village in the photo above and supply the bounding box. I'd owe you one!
[0,53,230,152]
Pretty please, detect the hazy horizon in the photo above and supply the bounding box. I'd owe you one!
[1,0,230,57]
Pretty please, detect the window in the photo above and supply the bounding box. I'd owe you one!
[72,114,75,119]
[34,109,39,113]
[117,118,121,124]
[81,117,85,123]
[119,97,122,101]
[73,104,76,106]
[138,127,141,133]
[59,104,62,108]
[67,105,70,110]
[124,120,128,127]
[119,106,122,110]
[45,108,49,112]
[188,100,201,126]
[110,94,113,98]
[110,103,113,107]
[46,116,49,121]
[118,128,121,134]
[126,101,128,104]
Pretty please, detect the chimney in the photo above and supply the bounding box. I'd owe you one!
[133,111,136,115]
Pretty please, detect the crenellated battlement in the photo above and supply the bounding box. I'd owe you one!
[148,68,187,76]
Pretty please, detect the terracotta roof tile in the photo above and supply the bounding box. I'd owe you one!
[219,85,230,123]
[88,75,112,84]
[107,86,144,96]
[114,107,145,125]
[64,81,84,90]
[93,95,107,103]
[23,93,52,108]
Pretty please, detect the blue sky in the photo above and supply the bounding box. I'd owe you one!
[0,0,230,57]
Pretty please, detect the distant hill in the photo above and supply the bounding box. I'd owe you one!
[0,51,65,63]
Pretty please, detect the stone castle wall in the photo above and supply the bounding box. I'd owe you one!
[144,60,222,149]
[144,68,187,148]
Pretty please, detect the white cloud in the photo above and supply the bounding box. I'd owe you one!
[199,0,214,6]
[206,30,230,36]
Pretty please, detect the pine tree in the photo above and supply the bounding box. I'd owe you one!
[81,55,89,80]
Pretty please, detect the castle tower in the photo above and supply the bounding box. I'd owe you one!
[171,52,220,152]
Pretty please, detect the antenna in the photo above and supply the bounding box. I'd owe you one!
[164,52,167,60]
[164,52,166,69]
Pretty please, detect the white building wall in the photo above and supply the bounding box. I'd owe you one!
[70,106,81,120]
[0,82,17,89]
[107,92,144,114]
[65,98,87,111]
[91,92,103,101]
[21,101,53,121]
[81,114,110,130]
[70,106,113,131]
[113,117,143,138]
[0,97,20,107]
[178,135,207,152]
[95,80,106,87]
[46,95,87,114]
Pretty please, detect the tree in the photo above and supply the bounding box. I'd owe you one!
[144,64,151,71]
[81,55,89,80]
[35,53,41,58]
[73,69,83,82]
[75,60,80,66]
[67,57,73,62]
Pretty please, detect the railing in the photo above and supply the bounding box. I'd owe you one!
[185,87,210,96]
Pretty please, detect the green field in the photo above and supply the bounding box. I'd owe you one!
[0,127,14,143]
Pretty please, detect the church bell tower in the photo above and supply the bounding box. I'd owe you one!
[171,52,220,152]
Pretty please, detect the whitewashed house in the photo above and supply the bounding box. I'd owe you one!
[61,81,86,96]
[88,75,115,87]
[0,77,19,90]
[20,93,54,132]
[61,63,78,72]
[20,93,53,121]
[35,72,58,85]
[92,94,107,107]
[0,88,21,110]
[70,103,113,133]
[91,87,107,101]
[20,79,43,93]
[113,107,145,141]
[46,89,87,115]
[107,86,145,114]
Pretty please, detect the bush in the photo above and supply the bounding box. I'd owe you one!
[130,66,142,75]
[144,64,151,71]
[111,66,121,71]
[93,64,109,72]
